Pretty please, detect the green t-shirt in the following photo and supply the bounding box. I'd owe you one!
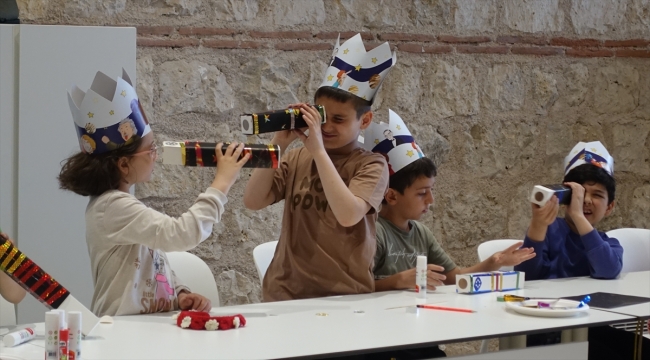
[373,216,457,279]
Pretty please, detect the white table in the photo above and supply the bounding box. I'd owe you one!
[521,271,650,319]
[2,273,646,359]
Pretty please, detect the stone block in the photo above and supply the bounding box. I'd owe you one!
[337,0,413,28]
[610,122,650,176]
[164,0,202,16]
[482,64,525,111]
[532,68,558,115]
[455,0,497,31]
[211,0,259,21]
[631,185,650,228]
[561,63,589,108]
[570,0,627,35]
[440,190,507,250]
[136,56,155,119]
[270,0,325,26]
[421,60,479,118]
[594,64,639,114]
[158,60,235,116]
[62,0,126,17]
[503,0,564,33]
[216,270,260,306]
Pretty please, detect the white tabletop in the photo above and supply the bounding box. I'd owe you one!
[519,271,650,319]
[2,272,646,360]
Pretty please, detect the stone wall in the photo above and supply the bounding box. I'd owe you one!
[17,0,650,311]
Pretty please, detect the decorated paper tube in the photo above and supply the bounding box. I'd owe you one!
[241,105,326,135]
[162,141,280,168]
[0,237,100,336]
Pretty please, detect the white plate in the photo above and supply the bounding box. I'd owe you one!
[506,299,589,318]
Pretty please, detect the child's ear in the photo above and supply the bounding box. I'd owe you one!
[384,188,399,205]
[604,200,616,216]
[359,111,373,130]
[117,157,131,179]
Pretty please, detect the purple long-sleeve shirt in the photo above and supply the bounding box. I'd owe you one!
[514,218,623,280]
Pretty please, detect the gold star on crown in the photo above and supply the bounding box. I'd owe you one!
[343,48,349,54]
[109,110,114,115]
[374,139,380,144]
[327,74,334,81]
[355,64,362,71]
[372,57,377,64]
[396,125,401,130]
[120,90,126,97]
[87,112,94,118]
[406,150,414,157]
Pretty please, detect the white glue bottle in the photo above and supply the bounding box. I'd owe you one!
[45,311,60,360]
[2,327,36,347]
[416,255,427,300]
[68,311,82,360]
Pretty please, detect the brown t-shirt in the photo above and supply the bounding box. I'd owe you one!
[263,147,389,301]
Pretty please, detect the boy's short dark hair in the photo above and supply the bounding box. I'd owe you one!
[563,163,616,204]
[383,157,437,204]
[314,86,372,118]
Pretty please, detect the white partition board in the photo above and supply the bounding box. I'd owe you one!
[0,25,18,241]
[16,24,136,323]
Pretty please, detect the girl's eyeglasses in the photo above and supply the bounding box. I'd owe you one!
[132,143,158,160]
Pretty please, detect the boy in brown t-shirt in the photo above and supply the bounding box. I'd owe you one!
[244,34,395,301]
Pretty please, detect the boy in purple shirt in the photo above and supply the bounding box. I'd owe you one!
[515,141,633,356]
[515,141,622,280]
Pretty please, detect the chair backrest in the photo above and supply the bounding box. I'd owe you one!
[477,239,522,271]
[253,241,278,287]
[165,251,220,307]
[0,296,16,327]
[606,228,650,273]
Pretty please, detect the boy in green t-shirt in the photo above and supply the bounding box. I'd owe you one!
[366,111,536,292]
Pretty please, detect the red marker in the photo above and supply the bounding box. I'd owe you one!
[416,304,475,313]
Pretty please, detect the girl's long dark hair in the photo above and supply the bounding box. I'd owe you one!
[58,137,143,196]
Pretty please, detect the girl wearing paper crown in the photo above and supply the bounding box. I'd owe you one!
[515,141,622,282]
[59,70,250,316]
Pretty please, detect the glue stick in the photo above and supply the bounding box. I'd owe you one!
[416,255,427,299]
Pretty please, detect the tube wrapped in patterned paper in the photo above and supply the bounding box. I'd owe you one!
[0,237,99,336]
[241,105,326,135]
[456,271,525,294]
[162,141,281,168]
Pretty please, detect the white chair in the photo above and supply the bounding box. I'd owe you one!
[165,251,220,307]
[477,239,526,353]
[0,296,17,327]
[253,241,278,287]
[605,228,650,336]
[477,239,522,271]
[606,228,650,273]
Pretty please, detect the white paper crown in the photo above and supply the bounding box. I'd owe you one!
[360,109,425,174]
[68,69,151,155]
[319,34,396,103]
[564,141,614,176]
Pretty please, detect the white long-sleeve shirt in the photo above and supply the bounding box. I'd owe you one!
[85,187,227,316]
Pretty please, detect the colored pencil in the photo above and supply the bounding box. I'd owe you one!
[416,304,475,313]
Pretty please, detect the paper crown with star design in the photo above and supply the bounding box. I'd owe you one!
[68,69,151,155]
[360,109,425,175]
[564,141,614,176]
[319,33,396,103]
